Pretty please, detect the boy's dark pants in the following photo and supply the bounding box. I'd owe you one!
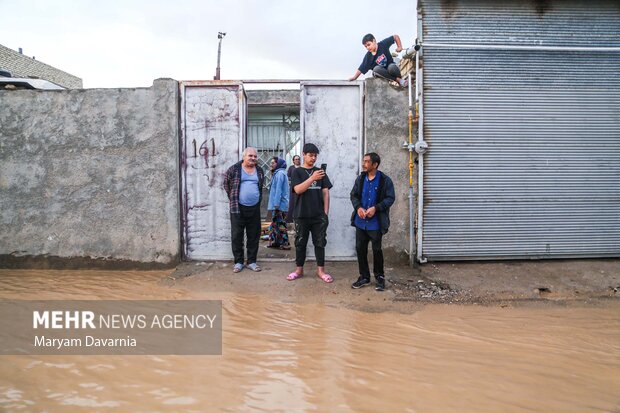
[372,63,402,81]
[230,203,261,264]
[355,227,384,280]
[294,214,328,267]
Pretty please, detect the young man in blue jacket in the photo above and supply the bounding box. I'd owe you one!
[350,152,396,291]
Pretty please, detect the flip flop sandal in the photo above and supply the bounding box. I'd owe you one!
[247,263,261,272]
[318,273,333,283]
[287,272,303,281]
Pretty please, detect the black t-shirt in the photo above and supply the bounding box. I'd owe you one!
[358,36,395,74]
[291,167,333,219]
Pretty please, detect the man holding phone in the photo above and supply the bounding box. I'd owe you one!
[287,143,334,283]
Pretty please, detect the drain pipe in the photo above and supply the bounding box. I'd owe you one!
[415,7,428,264]
[415,45,427,263]
[403,40,422,267]
[407,72,415,267]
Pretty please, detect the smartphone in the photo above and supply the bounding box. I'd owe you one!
[320,163,327,173]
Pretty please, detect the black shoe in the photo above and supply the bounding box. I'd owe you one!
[351,276,371,289]
[375,276,386,291]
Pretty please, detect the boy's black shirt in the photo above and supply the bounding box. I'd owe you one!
[358,36,395,74]
[291,167,333,219]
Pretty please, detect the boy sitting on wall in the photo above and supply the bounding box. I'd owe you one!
[349,33,408,88]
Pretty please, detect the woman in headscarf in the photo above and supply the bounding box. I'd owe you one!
[267,156,290,249]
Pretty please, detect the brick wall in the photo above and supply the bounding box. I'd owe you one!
[399,55,415,80]
[0,44,82,89]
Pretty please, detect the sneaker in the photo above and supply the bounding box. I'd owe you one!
[246,262,262,272]
[398,78,409,88]
[375,276,386,291]
[351,276,371,289]
[233,263,244,273]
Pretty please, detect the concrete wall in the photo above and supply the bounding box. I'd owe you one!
[0,79,180,267]
[0,44,83,89]
[364,78,413,263]
[246,89,300,106]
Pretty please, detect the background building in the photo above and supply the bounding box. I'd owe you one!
[0,44,82,89]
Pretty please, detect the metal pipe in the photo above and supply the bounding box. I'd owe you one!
[359,82,364,176]
[238,84,245,154]
[214,32,226,80]
[403,44,420,59]
[423,42,620,52]
[407,72,415,267]
[416,7,427,263]
[214,40,221,80]
[408,73,413,109]
[179,83,190,260]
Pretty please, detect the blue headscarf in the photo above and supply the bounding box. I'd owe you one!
[274,157,287,171]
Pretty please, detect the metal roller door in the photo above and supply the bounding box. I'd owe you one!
[419,0,620,260]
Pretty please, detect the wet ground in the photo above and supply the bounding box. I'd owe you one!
[171,258,620,310]
[0,260,619,412]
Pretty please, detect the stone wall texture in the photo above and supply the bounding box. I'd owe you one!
[0,78,415,266]
[0,79,180,266]
[247,89,300,106]
[364,78,414,263]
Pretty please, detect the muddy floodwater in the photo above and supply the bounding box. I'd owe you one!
[0,269,619,412]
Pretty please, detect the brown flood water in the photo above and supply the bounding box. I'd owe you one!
[0,269,619,412]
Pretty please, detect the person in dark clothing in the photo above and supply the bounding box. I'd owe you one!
[349,33,408,87]
[287,155,301,179]
[350,152,395,291]
[287,143,334,283]
[267,156,290,249]
[286,155,301,224]
[223,147,265,273]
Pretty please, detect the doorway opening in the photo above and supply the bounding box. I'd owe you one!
[246,86,301,260]
[179,80,363,262]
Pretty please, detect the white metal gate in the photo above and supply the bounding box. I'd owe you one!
[300,81,364,260]
[180,81,246,260]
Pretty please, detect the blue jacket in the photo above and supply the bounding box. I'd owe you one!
[350,170,395,234]
[268,168,289,211]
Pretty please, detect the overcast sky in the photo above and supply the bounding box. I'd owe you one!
[0,0,417,88]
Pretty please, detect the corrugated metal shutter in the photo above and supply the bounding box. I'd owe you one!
[420,0,620,260]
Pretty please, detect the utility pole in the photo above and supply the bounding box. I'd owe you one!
[214,32,226,80]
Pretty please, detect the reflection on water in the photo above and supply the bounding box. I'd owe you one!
[0,269,619,412]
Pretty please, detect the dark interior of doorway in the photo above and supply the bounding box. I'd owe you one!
[246,95,301,260]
